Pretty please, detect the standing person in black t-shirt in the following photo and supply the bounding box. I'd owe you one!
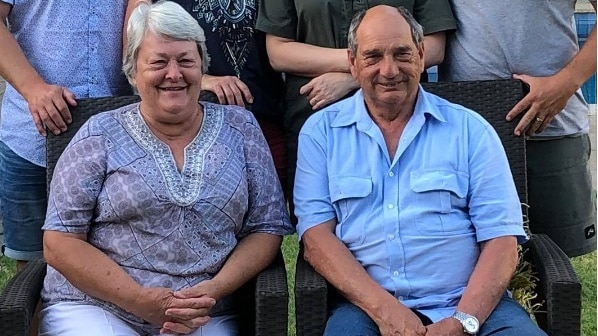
[125,0,287,193]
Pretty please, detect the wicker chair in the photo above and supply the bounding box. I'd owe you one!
[294,79,582,336]
[0,92,289,336]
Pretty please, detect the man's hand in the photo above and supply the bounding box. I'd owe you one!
[425,317,465,336]
[201,74,253,108]
[127,286,215,334]
[506,72,578,136]
[24,82,76,136]
[299,72,358,110]
[160,279,223,334]
[373,302,427,336]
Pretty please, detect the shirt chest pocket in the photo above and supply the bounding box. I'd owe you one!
[329,176,372,244]
[410,170,469,235]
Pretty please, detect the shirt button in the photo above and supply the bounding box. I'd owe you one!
[398,296,404,301]
[388,204,394,209]
[393,271,399,277]
[388,234,395,240]
[389,171,394,177]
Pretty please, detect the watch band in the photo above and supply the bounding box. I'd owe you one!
[452,311,480,335]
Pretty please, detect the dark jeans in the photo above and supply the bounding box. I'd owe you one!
[324,295,546,336]
[0,140,46,260]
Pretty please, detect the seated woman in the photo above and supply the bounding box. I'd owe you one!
[38,1,293,335]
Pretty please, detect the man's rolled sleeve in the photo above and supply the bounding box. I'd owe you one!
[467,124,527,244]
[294,123,336,240]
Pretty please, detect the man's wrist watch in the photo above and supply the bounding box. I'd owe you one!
[452,311,480,335]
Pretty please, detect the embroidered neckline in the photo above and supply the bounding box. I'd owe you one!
[122,103,224,206]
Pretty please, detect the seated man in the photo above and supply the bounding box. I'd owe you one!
[293,5,547,336]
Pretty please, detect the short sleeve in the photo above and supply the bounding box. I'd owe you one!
[467,125,527,244]
[413,0,457,35]
[43,121,108,234]
[293,120,337,240]
[239,112,294,237]
[256,0,298,40]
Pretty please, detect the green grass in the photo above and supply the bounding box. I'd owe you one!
[571,251,597,336]
[0,257,15,290]
[282,235,299,336]
[1,239,594,336]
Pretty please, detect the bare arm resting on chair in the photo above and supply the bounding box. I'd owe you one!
[424,236,518,335]
[164,232,282,333]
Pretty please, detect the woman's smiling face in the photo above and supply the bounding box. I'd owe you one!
[133,32,203,122]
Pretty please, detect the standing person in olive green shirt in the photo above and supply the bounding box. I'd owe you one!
[256,1,456,220]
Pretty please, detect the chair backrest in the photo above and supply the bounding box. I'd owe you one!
[421,79,528,205]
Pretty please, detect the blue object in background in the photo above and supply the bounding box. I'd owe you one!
[576,12,597,104]
[427,66,438,83]
[428,13,597,104]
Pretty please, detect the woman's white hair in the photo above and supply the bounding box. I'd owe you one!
[122,0,210,85]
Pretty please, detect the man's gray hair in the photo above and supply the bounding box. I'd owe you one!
[122,0,210,85]
[347,6,424,55]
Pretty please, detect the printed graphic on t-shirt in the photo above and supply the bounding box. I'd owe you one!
[192,0,256,77]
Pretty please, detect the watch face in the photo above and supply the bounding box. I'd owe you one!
[463,317,479,333]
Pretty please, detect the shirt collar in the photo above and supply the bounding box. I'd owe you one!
[330,89,368,128]
[330,85,446,128]
[414,84,447,123]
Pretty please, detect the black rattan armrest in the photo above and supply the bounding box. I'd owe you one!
[524,233,581,336]
[294,246,328,336]
[255,251,289,336]
[0,258,46,336]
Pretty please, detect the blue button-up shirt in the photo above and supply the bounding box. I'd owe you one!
[294,87,527,322]
[0,0,130,167]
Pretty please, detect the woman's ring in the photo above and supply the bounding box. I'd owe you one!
[536,117,544,122]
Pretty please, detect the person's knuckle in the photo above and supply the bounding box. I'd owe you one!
[40,113,51,122]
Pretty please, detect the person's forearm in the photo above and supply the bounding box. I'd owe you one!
[558,25,597,89]
[456,236,518,324]
[302,221,401,321]
[265,35,350,77]
[422,32,446,68]
[0,20,47,101]
[210,233,282,300]
[43,231,143,312]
